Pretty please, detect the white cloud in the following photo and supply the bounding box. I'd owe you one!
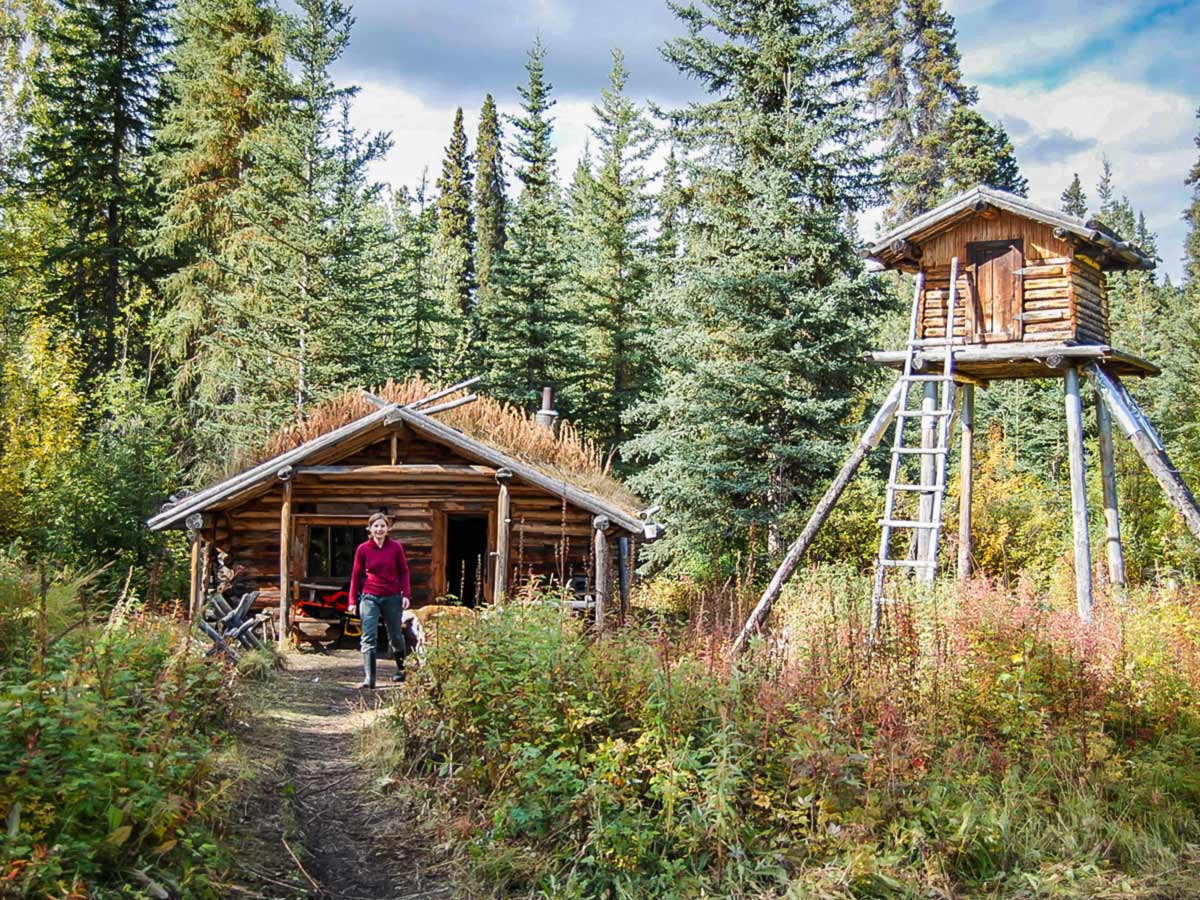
[977,72,1194,279]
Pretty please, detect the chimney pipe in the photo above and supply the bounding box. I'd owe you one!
[534,386,559,432]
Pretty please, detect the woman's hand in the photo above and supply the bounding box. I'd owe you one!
[403,596,411,609]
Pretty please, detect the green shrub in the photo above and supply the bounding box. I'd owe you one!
[382,579,1200,899]
[0,599,236,898]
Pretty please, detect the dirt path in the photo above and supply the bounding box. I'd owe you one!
[224,649,454,900]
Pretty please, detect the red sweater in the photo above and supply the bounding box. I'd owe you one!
[349,537,411,604]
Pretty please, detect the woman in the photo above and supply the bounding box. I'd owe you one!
[348,512,411,689]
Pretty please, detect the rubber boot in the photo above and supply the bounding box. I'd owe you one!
[392,643,406,682]
[357,651,376,689]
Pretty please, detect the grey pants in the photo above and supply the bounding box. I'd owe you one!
[359,593,407,659]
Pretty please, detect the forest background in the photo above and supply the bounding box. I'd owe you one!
[1,0,1199,599]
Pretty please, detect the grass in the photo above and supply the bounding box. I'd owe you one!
[230,377,642,515]
[363,572,1200,899]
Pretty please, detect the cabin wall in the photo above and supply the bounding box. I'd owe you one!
[915,209,1109,345]
[208,434,607,612]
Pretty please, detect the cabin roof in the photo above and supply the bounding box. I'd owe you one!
[147,395,646,536]
[864,185,1156,272]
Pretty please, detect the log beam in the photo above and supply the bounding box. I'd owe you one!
[1088,363,1200,543]
[1095,388,1127,593]
[593,516,611,633]
[1064,366,1094,623]
[494,469,513,601]
[957,384,975,578]
[731,379,905,655]
[278,474,293,647]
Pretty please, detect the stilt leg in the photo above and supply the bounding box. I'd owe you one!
[733,379,904,655]
[957,384,974,579]
[1064,366,1094,623]
[1095,386,1127,593]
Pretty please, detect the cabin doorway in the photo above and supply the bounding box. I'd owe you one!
[445,514,489,607]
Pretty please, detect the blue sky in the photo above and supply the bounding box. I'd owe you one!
[335,0,1200,281]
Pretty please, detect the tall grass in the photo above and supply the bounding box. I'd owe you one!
[376,573,1200,898]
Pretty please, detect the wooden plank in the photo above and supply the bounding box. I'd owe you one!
[189,536,203,621]
[732,379,904,655]
[1064,367,1094,624]
[430,509,446,599]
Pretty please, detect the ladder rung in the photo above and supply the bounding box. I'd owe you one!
[895,409,952,417]
[895,447,947,455]
[875,597,904,605]
[880,558,931,568]
[889,482,944,492]
[909,338,961,348]
[880,519,940,529]
[903,374,953,383]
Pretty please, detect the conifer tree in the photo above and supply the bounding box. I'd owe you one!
[566,51,656,448]
[628,0,885,561]
[382,176,463,379]
[483,37,576,410]
[940,105,1027,197]
[473,93,506,317]
[29,0,169,376]
[1061,172,1088,217]
[152,0,288,442]
[656,145,686,282]
[903,0,976,212]
[217,0,389,425]
[1185,108,1200,286]
[433,107,475,322]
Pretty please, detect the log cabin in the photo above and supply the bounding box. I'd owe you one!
[864,185,1159,381]
[147,382,654,640]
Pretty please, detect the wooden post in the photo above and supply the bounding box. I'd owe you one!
[494,469,513,601]
[732,379,904,655]
[957,384,975,579]
[188,532,202,621]
[593,516,610,633]
[917,381,939,564]
[617,536,631,626]
[1064,366,1094,623]
[278,470,293,647]
[1095,388,1127,592]
[1088,363,1200,543]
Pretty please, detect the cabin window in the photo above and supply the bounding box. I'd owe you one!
[307,525,360,580]
[967,239,1023,340]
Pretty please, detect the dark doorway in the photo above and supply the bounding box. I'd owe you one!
[445,515,489,607]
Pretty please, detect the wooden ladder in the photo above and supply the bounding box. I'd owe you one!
[871,258,961,633]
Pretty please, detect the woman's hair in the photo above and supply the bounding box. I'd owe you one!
[367,512,391,528]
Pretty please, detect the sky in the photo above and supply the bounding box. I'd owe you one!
[332,0,1200,282]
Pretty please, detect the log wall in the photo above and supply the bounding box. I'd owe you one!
[916,210,1109,345]
[207,430,610,613]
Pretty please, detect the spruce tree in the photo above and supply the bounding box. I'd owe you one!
[1185,108,1200,286]
[656,145,686,282]
[566,50,656,448]
[903,0,976,212]
[940,105,1027,197]
[29,0,169,376]
[483,37,576,410]
[383,176,463,380]
[628,0,886,561]
[473,93,506,318]
[434,107,475,322]
[152,0,288,443]
[1061,172,1088,217]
